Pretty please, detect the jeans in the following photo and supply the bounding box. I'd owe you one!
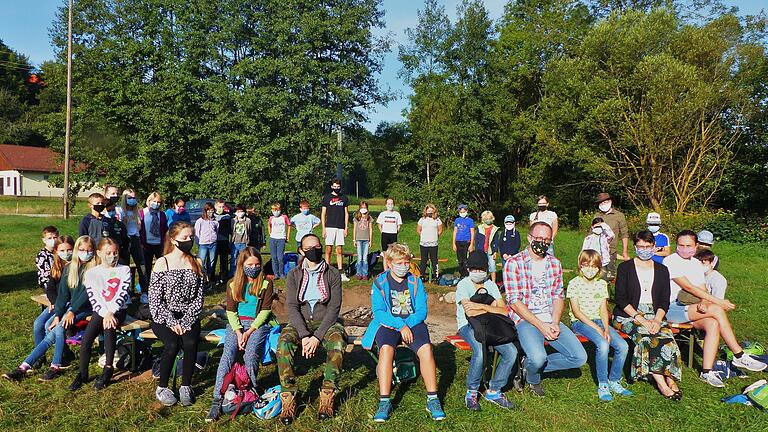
[152,321,201,388]
[356,240,369,277]
[269,238,286,278]
[516,321,587,385]
[33,307,54,346]
[571,319,628,383]
[419,245,439,282]
[24,309,90,367]
[229,242,248,277]
[456,241,470,277]
[198,243,217,280]
[211,321,271,399]
[458,324,518,391]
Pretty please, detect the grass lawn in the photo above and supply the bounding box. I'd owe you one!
[0,196,89,216]
[1,212,767,431]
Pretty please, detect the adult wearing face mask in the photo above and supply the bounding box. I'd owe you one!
[165,198,190,227]
[277,233,346,425]
[503,222,587,397]
[452,204,475,278]
[663,230,766,387]
[593,193,629,280]
[498,215,521,261]
[529,195,558,256]
[455,250,518,411]
[377,198,403,270]
[645,212,670,265]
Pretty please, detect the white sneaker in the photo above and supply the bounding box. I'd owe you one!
[340,273,350,282]
[699,371,725,388]
[732,354,768,372]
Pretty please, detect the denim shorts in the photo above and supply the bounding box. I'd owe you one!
[666,301,690,323]
[374,322,431,352]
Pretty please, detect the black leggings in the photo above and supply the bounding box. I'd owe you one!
[151,321,201,388]
[419,245,439,281]
[128,236,146,290]
[79,310,127,377]
[381,232,398,254]
[215,240,230,281]
[143,243,163,286]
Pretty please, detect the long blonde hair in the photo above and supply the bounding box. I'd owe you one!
[229,247,265,303]
[122,188,141,225]
[145,191,163,208]
[422,203,438,219]
[67,236,98,289]
[51,235,75,281]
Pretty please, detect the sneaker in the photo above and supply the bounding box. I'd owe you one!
[426,398,445,421]
[155,386,178,406]
[608,380,633,396]
[318,388,335,420]
[700,371,725,388]
[279,391,296,425]
[597,383,613,401]
[2,368,26,382]
[465,391,480,411]
[340,273,350,282]
[528,383,545,398]
[68,372,85,391]
[732,354,768,372]
[483,391,516,409]
[94,366,113,390]
[206,398,222,422]
[39,367,63,382]
[373,399,393,422]
[179,385,195,406]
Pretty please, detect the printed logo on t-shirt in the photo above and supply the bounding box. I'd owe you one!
[328,197,346,206]
[103,277,121,302]
[390,289,413,317]
[234,221,246,236]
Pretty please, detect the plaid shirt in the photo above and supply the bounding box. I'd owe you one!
[503,248,564,324]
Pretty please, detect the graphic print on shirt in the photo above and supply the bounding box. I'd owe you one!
[103,277,121,301]
[528,265,552,322]
[390,289,413,317]
[234,220,247,236]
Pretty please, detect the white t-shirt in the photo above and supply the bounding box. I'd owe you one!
[418,217,443,247]
[269,214,291,240]
[528,259,552,322]
[529,210,558,228]
[377,210,402,234]
[84,264,131,317]
[636,265,655,304]
[663,253,706,303]
[706,270,727,300]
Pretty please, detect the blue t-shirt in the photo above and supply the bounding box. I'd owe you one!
[454,216,475,242]
[653,232,670,265]
[237,282,260,319]
[290,213,321,242]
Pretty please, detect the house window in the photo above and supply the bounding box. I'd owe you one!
[43,175,49,180]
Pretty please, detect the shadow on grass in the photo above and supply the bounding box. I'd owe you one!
[0,271,37,294]
[434,342,456,400]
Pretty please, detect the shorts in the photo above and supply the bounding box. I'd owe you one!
[374,322,431,352]
[666,301,690,323]
[487,254,496,272]
[324,227,346,246]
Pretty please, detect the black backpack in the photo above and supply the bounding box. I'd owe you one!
[116,338,154,372]
[467,288,517,346]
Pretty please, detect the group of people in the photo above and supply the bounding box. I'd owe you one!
[4,183,767,425]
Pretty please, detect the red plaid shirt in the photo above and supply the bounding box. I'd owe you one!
[503,248,564,324]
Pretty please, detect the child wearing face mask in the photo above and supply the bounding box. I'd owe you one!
[36,226,59,296]
[195,202,219,284]
[291,200,321,248]
[353,202,373,280]
[70,238,131,391]
[229,204,252,277]
[498,215,521,261]
[694,249,727,300]
[581,217,615,276]
[268,203,291,279]
[3,236,96,383]
[567,249,632,401]
[417,204,443,283]
[452,204,475,278]
[645,212,670,265]
[140,191,168,286]
[361,243,445,422]
[165,197,191,227]
[79,192,122,244]
[377,198,403,264]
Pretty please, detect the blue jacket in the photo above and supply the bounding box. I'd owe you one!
[361,270,428,350]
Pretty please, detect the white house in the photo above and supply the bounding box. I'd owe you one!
[0,144,102,197]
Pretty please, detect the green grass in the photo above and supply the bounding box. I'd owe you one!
[1,213,767,431]
[0,196,89,216]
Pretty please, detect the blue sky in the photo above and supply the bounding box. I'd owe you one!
[0,0,763,131]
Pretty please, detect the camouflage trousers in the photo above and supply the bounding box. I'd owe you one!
[277,321,347,393]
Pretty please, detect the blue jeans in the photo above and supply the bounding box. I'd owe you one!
[458,324,518,392]
[198,243,217,279]
[516,321,587,385]
[33,307,55,346]
[356,240,369,277]
[211,321,271,399]
[24,309,90,367]
[229,242,248,277]
[572,319,629,383]
[269,238,286,278]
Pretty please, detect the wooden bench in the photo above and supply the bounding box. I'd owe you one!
[669,322,697,368]
[139,329,222,344]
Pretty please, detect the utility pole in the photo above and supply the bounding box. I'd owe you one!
[336,127,343,182]
[63,0,73,219]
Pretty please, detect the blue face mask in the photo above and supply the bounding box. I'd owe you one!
[636,247,655,261]
[107,210,117,218]
[126,198,137,206]
[150,202,160,210]
[301,208,309,215]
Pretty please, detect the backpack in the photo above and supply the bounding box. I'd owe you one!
[466,287,517,346]
[368,250,382,271]
[283,252,299,276]
[747,383,768,410]
[393,347,418,384]
[438,274,458,286]
[115,338,154,372]
[220,362,259,418]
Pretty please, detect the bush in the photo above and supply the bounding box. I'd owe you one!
[579,208,768,244]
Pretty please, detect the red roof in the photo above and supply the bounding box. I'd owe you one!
[0,144,65,173]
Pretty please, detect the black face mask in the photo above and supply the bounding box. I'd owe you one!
[175,239,194,254]
[331,186,341,193]
[537,205,548,211]
[303,246,323,263]
[93,204,106,213]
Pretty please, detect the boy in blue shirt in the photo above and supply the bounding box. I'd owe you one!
[646,212,670,265]
[290,200,321,248]
[452,204,475,277]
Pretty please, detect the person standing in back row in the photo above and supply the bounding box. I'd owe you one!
[377,198,402,270]
[594,193,629,280]
[213,200,232,286]
[529,195,558,256]
[452,205,475,278]
[417,204,443,283]
[320,179,350,282]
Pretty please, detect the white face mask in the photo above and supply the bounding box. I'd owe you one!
[272,210,281,217]
[43,238,56,249]
[469,271,487,283]
[647,225,660,233]
[459,212,468,218]
[391,263,409,278]
[505,223,515,230]
[360,208,368,214]
[592,227,603,235]
[581,266,599,280]
[386,204,394,211]
[598,201,612,213]
[235,211,245,218]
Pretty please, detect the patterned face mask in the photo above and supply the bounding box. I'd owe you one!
[581,266,599,280]
[530,240,550,257]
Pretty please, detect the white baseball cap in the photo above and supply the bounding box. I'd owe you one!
[646,212,662,224]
